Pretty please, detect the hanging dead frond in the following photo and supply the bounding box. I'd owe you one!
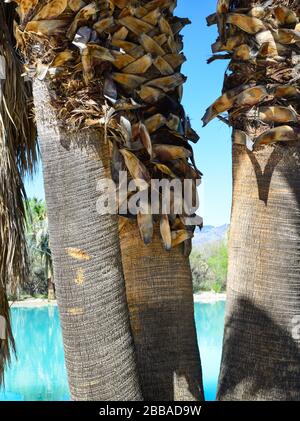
[0,1,37,385]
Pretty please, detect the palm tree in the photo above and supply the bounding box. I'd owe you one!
[205,0,300,400]
[2,2,142,400]
[0,3,37,384]
[34,85,142,400]
[108,0,204,401]
[35,220,54,300]
[3,0,203,400]
[26,198,54,299]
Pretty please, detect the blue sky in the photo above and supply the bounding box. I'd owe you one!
[25,0,232,227]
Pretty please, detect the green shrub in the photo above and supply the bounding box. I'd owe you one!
[190,241,228,293]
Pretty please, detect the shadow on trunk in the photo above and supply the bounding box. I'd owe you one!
[120,220,204,401]
[218,296,300,400]
[218,143,300,401]
[247,148,284,205]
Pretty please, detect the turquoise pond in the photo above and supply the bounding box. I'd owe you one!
[0,301,225,401]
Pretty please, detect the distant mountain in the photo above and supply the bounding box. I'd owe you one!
[193,224,229,248]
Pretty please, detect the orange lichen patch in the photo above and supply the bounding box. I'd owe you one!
[67,307,84,316]
[66,247,91,261]
[75,268,85,285]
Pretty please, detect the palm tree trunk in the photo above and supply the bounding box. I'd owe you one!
[120,219,204,401]
[33,81,142,401]
[218,143,300,400]
[47,279,55,301]
[204,0,300,400]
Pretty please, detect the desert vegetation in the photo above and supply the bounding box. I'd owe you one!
[191,241,228,293]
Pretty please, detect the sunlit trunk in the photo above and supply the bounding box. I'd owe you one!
[218,143,300,400]
[204,0,300,400]
[33,81,142,401]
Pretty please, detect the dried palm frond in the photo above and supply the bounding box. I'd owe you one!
[204,0,300,151]
[14,0,201,251]
[0,1,37,385]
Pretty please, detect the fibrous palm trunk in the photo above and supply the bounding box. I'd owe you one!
[219,143,300,400]
[120,219,204,401]
[204,0,300,400]
[33,81,142,401]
